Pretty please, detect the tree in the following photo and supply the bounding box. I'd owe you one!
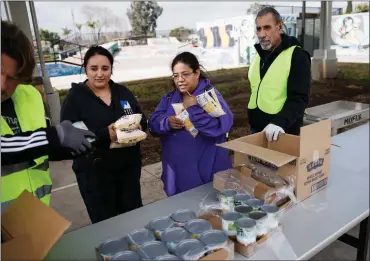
[75,23,83,40]
[354,3,369,13]
[39,29,61,47]
[81,5,120,44]
[246,3,274,15]
[126,1,163,38]
[61,27,72,39]
[345,1,353,14]
[169,26,193,42]
[86,21,97,43]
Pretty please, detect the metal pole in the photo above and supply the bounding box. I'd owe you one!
[319,1,326,50]
[301,1,306,47]
[29,1,61,125]
[3,1,11,20]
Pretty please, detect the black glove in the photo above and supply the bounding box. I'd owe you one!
[56,120,96,154]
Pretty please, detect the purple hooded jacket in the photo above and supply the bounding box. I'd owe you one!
[148,79,233,196]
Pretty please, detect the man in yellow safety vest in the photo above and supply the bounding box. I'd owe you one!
[1,20,96,211]
[247,7,311,141]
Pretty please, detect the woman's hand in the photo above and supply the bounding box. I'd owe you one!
[168,116,184,129]
[183,94,198,109]
[108,124,117,142]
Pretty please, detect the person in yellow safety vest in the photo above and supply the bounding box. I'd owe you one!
[247,7,311,141]
[1,20,96,211]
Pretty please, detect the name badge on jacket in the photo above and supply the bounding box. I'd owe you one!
[120,100,134,115]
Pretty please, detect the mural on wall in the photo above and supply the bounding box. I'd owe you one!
[196,14,297,65]
[331,12,369,48]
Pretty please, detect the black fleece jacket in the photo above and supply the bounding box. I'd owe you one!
[60,80,147,168]
[248,34,311,135]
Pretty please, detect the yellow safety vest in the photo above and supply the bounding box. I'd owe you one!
[248,45,297,115]
[1,84,52,208]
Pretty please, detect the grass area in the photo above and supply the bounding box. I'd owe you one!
[56,63,369,104]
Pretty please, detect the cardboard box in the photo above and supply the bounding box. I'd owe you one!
[1,190,71,261]
[218,120,332,201]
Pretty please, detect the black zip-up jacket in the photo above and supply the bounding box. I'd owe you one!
[248,34,311,135]
[60,80,147,169]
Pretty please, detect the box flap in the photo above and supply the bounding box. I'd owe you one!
[218,140,297,167]
[1,234,37,261]
[1,190,71,261]
[267,134,300,157]
[300,119,331,155]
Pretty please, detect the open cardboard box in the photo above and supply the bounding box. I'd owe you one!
[1,190,71,261]
[217,120,332,202]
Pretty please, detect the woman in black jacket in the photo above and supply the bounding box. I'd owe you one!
[61,46,147,223]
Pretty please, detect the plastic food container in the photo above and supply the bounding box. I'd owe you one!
[111,251,141,261]
[170,209,197,227]
[137,241,169,261]
[235,218,257,246]
[219,189,237,212]
[126,228,155,251]
[199,229,228,255]
[154,254,181,261]
[174,239,206,260]
[233,194,251,208]
[148,216,175,240]
[261,204,279,230]
[234,205,253,217]
[161,227,190,254]
[221,212,242,236]
[97,237,129,260]
[249,211,268,237]
[184,219,212,239]
[246,198,264,211]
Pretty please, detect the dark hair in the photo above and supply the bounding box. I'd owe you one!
[256,6,283,24]
[83,45,114,70]
[1,20,36,84]
[171,51,209,80]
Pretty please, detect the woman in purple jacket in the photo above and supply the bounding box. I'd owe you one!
[149,52,233,196]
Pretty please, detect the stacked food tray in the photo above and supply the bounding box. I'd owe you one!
[95,209,233,261]
[205,188,282,257]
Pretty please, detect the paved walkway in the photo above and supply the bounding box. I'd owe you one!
[49,161,367,260]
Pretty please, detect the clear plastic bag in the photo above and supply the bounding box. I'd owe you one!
[176,109,198,138]
[196,88,226,118]
[114,114,142,131]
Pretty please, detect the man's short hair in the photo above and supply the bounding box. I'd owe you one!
[1,20,36,84]
[256,6,283,24]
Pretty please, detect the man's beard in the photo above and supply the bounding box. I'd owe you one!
[260,41,272,51]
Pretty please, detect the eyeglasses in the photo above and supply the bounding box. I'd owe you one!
[172,72,194,81]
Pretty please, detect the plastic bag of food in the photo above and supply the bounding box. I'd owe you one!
[72,121,95,143]
[114,114,142,131]
[172,103,185,115]
[175,110,198,138]
[196,88,225,118]
[116,129,147,144]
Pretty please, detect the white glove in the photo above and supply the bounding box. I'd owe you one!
[263,124,285,142]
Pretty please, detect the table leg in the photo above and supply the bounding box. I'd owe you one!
[357,216,369,261]
[338,216,369,261]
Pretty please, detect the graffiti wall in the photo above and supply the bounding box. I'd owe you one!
[196,14,297,65]
[331,12,369,47]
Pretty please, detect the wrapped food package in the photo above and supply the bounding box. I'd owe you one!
[114,114,142,130]
[196,89,225,118]
[116,129,147,144]
[175,110,198,138]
